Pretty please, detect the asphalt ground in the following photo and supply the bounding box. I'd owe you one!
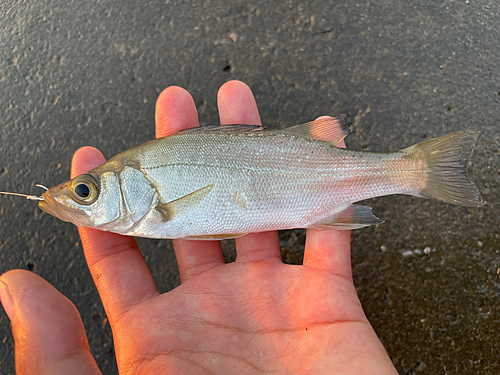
[0,0,499,374]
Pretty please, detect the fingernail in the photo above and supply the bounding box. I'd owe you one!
[0,280,15,320]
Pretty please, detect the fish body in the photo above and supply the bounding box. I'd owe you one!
[38,118,483,239]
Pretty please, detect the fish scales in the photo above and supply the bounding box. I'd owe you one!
[107,132,424,238]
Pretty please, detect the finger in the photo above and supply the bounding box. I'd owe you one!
[303,116,352,280]
[155,85,200,138]
[72,147,158,324]
[218,80,282,263]
[156,86,225,281]
[0,270,101,375]
[303,228,352,279]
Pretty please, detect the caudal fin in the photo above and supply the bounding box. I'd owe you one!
[402,131,484,207]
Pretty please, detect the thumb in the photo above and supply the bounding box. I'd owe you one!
[0,270,101,375]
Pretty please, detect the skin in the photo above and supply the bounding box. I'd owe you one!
[0,81,399,374]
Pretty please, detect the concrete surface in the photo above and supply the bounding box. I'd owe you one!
[1,0,499,373]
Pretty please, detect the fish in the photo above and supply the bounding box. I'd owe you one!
[1,118,483,239]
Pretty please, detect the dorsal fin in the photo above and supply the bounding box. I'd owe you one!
[169,118,349,145]
[275,117,350,145]
[172,124,263,135]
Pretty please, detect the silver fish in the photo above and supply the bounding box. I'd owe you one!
[32,118,482,239]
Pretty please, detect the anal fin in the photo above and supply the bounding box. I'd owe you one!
[311,204,384,230]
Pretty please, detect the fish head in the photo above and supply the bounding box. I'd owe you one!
[38,171,123,228]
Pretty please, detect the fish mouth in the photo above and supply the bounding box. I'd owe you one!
[38,180,91,225]
[38,193,73,223]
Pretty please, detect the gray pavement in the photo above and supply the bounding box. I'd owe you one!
[1,0,499,373]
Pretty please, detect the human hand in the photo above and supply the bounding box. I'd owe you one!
[0,81,398,374]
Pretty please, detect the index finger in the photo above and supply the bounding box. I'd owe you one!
[73,149,158,325]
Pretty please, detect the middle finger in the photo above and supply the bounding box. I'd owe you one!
[155,86,225,282]
[217,80,282,263]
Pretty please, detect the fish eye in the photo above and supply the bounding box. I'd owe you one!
[74,183,90,198]
[70,175,99,205]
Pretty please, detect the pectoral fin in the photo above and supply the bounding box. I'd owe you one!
[156,184,215,221]
[311,204,384,230]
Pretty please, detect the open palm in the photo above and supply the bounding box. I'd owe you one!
[0,81,397,374]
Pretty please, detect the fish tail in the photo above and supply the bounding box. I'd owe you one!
[402,131,484,207]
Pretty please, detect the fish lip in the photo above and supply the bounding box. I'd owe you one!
[38,193,72,222]
[38,180,92,225]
